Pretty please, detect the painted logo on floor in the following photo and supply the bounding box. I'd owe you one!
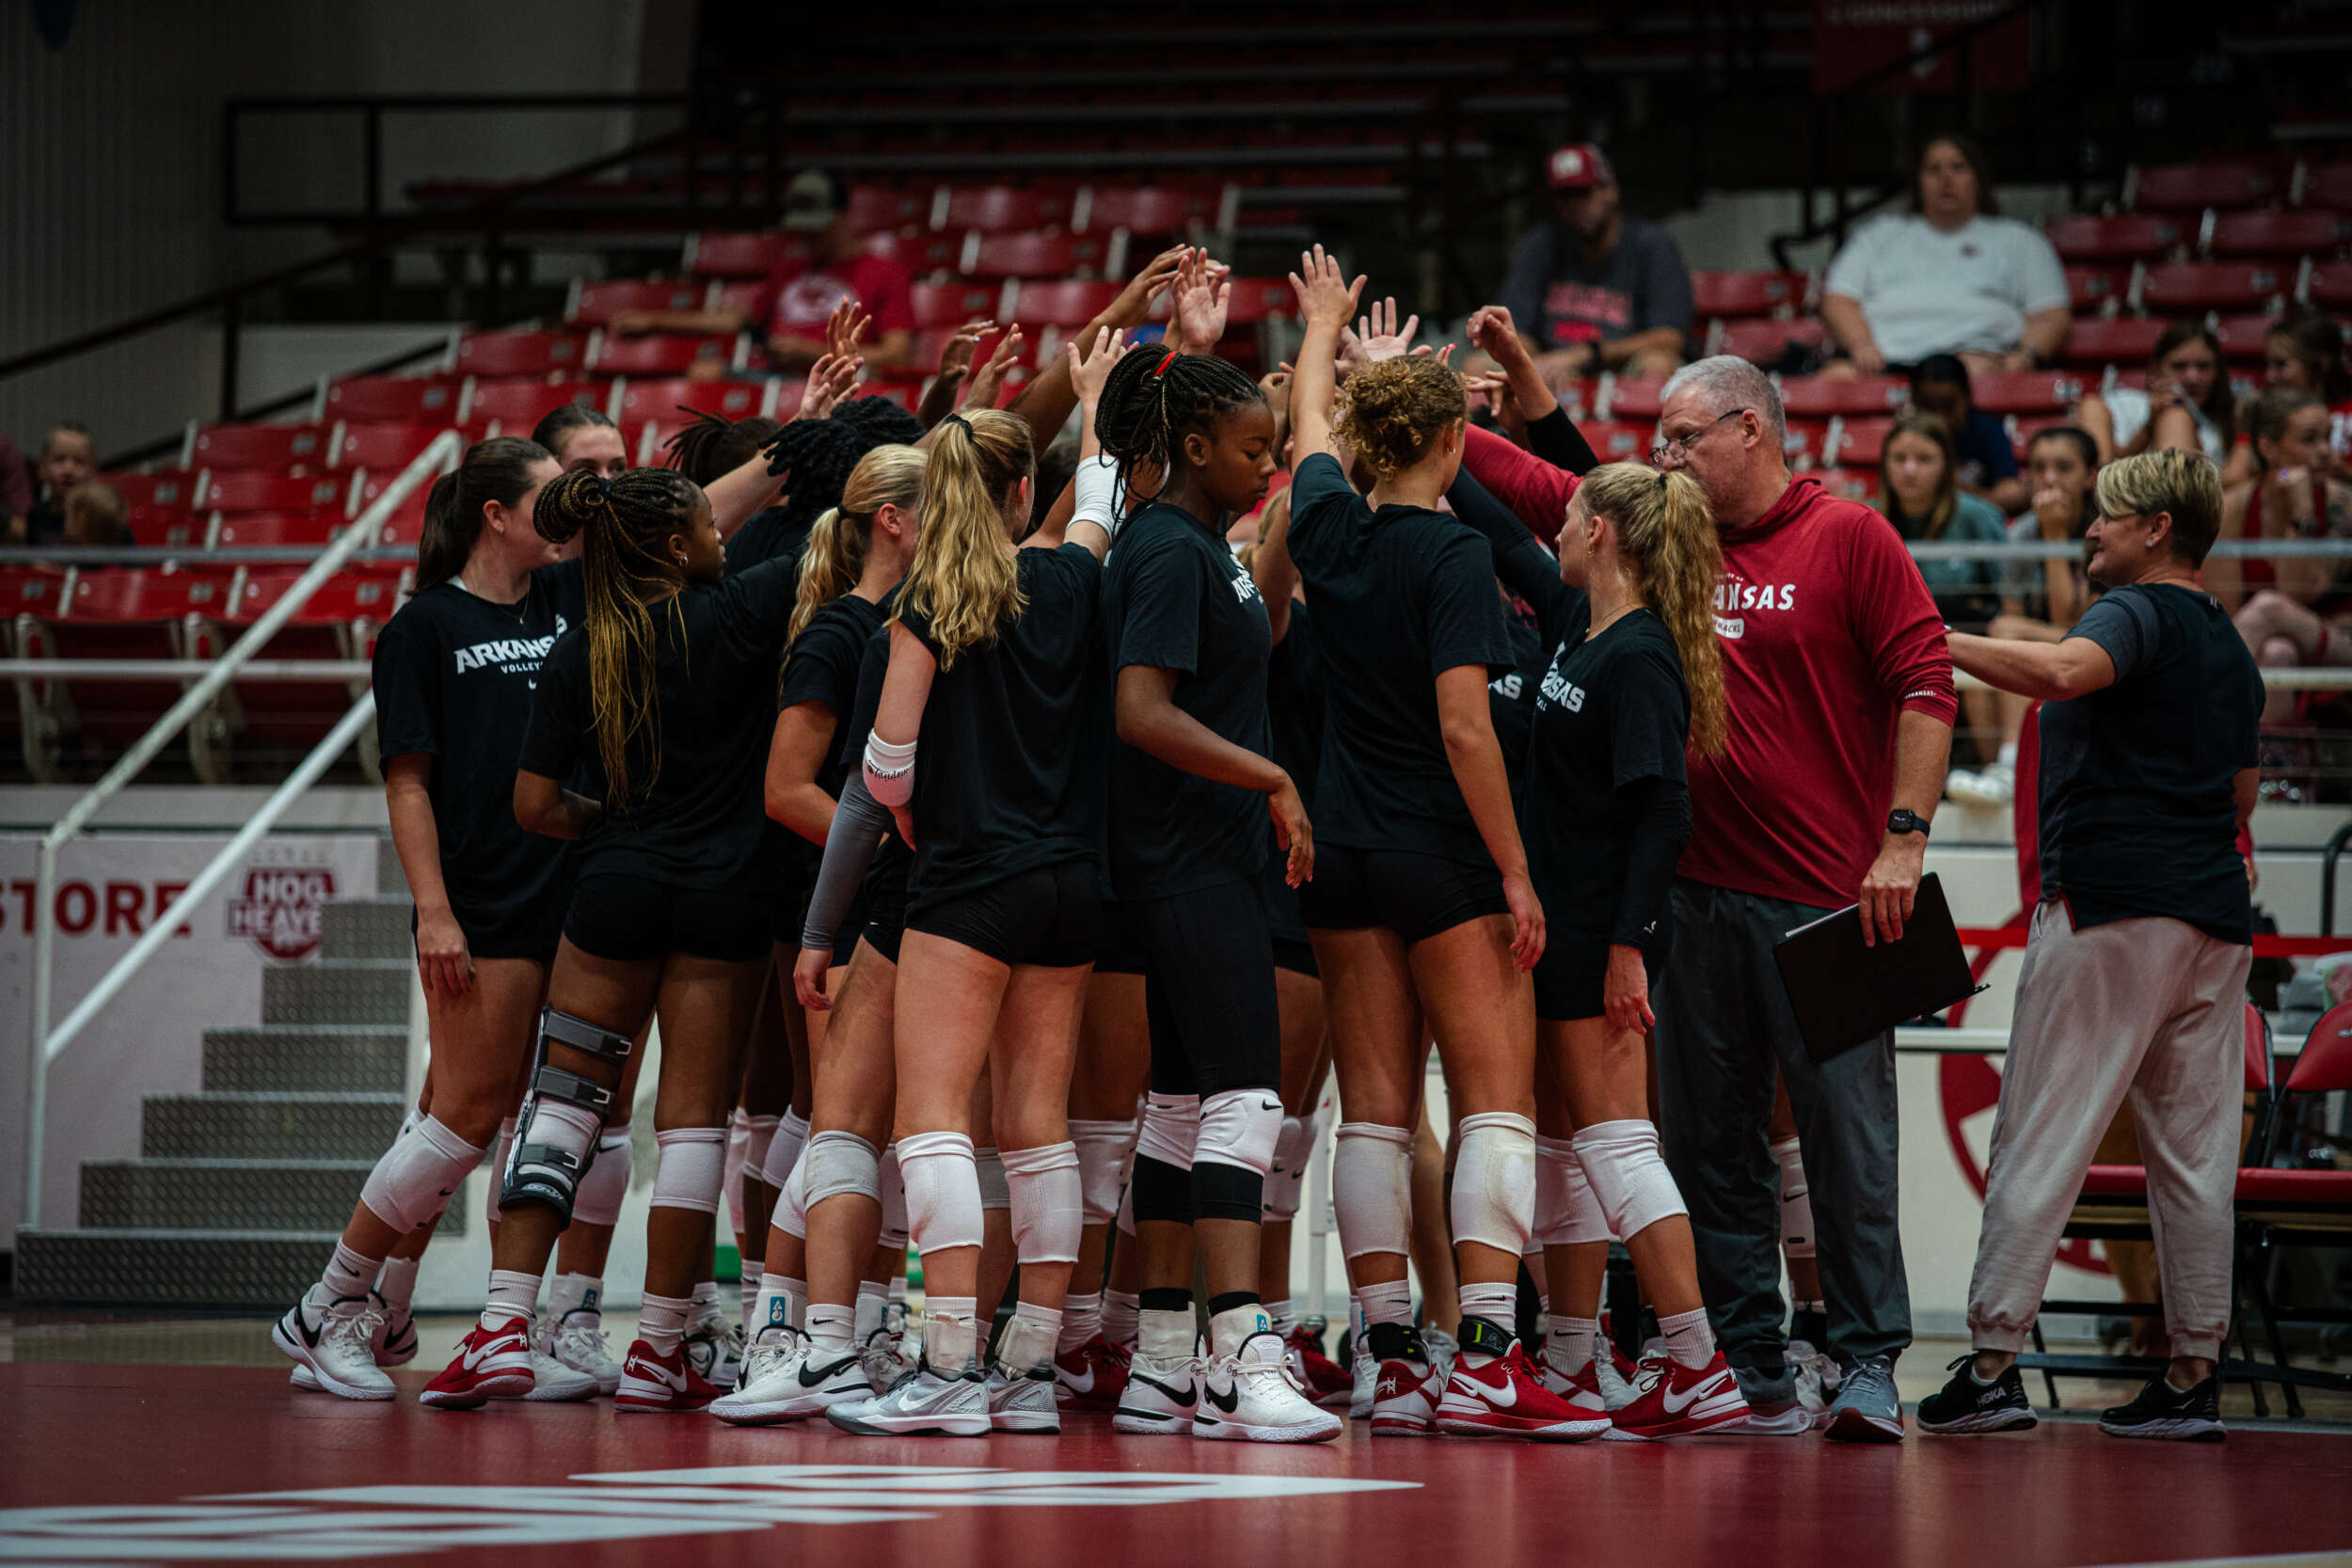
[0,1464,1420,1560]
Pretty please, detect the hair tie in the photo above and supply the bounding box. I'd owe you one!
[1152,350,1180,377]
[1657,469,1669,488]
[943,413,973,435]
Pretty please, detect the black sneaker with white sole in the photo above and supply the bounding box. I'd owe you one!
[2098,1371,2225,1442]
[1916,1355,2037,1434]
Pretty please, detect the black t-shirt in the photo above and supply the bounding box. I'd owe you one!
[774,592,892,882]
[725,506,811,574]
[1101,500,1274,899]
[840,621,913,918]
[518,559,798,891]
[899,543,1109,912]
[1284,452,1517,864]
[370,563,583,933]
[2038,583,2263,944]
[1263,597,1326,939]
[1518,610,1690,952]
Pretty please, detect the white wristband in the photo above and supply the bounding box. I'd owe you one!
[863,733,918,808]
[1073,453,1124,544]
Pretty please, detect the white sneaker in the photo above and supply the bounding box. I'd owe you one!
[543,1314,625,1397]
[1195,1331,1343,1443]
[273,1294,393,1402]
[1947,760,2014,807]
[710,1338,869,1425]
[1346,1339,1377,1418]
[1421,1326,1459,1388]
[286,1291,421,1388]
[684,1318,747,1390]
[827,1363,989,1436]
[511,1346,598,1402]
[1113,1347,1201,1435]
[986,1363,1061,1433]
[1593,1338,1645,1412]
[1788,1338,1843,1427]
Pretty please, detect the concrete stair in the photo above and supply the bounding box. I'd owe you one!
[15,835,433,1308]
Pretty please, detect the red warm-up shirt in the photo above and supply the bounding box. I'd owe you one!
[1464,424,1577,546]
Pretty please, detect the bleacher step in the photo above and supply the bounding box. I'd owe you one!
[141,1091,406,1161]
[78,1158,466,1234]
[262,960,411,1027]
[14,1228,340,1309]
[202,1025,408,1094]
[320,897,415,961]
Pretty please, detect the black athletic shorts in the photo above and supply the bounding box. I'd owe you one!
[435,891,566,967]
[1273,937,1319,978]
[564,872,770,964]
[1532,929,1671,1023]
[1298,843,1508,945]
[1263,854,1314,976]
[860,864,909,965]
[1095,897,1148,976]
[906,859,1099,968]
[1136,877,1281,1098]
[768,871,815,946]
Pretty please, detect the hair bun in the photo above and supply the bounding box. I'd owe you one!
[532,465,610,546]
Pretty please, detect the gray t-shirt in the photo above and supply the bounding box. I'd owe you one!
[1999,511,2093,624]
[1500,218,1694,354]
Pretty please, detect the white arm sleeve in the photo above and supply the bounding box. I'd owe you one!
[1072,453,1124,544]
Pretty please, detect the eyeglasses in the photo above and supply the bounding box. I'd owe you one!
[1651,408,1750,467]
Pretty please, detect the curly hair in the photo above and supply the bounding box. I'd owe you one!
[1332,356,1468,481]
[662,410,783,486]
[1092,347,1265,499]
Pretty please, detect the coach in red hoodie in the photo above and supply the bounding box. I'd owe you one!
[1462,355,1955,1442]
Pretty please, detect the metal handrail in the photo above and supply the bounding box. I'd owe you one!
[17,431,453,1232]
[0,660,372,680]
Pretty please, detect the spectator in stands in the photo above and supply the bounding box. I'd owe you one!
[2247,303,2352,482]
[0,435,31,540]
[1908,355,2026,514]
[1820,135,2071,378]
[2074,321,2234,469]
[1947,427,2103,806]
[1498,142,1692,384]
[613,168,914,372]
[1876,412,2009,626]
[2221,387,2352,728]
[61,481,128,548]
[16,422,96,546]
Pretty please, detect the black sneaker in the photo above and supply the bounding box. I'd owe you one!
[1916,1354,2037,1434]
[2098,1370,2225,1442]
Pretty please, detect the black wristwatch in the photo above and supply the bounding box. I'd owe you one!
[1887,809,1931,839]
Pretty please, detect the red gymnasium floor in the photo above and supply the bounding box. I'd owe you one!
[5,1360,2351,1567]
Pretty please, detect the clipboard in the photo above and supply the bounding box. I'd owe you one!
[1770,872,1982,1062]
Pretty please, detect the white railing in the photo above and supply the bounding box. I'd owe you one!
[16,430,453,1233]
[0,660,372,680]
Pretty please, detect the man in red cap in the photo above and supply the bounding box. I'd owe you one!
[1498,142,1692,386]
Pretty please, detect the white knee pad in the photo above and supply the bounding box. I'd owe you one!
[803,1130,882,1207]
[1772,1133,1815,1260]
[898,1130,984,1256]
[723,1107,752,1228]
[1534,1133,1610,1247]
[1134,1091,1200,1171]
[1001,1141,1082,1265]
[758,1109,811,1192]
[1263,1115,1315,1222]
[1115,1167,1137,1237]
[484,1116,516,1226]
[651,1126,727,1213]
[773,1142,810,1240]
[1332,1122,1415,1261]
[1451,1111,1537,1255]
[359,1114,485,1234]
[879,1143,910,1250]
[1196,1087,1283,1176]
[1575,1119,1688,1243]
[1069,1117,1136,1227]
[572,1122,633,1227]
[974,1146,1012,1212]
[741,1114,781,1187]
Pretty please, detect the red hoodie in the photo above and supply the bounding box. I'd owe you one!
[1461,434,1959,911]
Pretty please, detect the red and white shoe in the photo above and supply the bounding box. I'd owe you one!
[1053,1335,1130,1409]
[1285,1325,1353,1404]
[615,1338,723,1414]
[1369,1356,1441,1437]
[1436,1343,1613,1441]
[1607,1351,1751,1440]
[1534,1353,1614,1419]
[420,1319,535,1409]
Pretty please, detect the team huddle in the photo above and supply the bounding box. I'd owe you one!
[273,243,1932,1448]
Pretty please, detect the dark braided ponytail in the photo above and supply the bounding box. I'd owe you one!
[1093,347,1266,499]
[663,409,784,486]
[534,466,704,809]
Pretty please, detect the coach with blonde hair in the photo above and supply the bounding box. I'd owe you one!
[1923,450,2261,1443]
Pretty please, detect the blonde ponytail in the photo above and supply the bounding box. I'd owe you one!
[1579,462,1727,758]
[787,443,927,643]
[895,411,1034,668]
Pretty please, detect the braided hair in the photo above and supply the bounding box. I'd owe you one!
[1092,347,1265,500]
[533,466,704,809]
[827,393,926,448]
[663,410,784,486]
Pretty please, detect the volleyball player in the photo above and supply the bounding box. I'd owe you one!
[1283,247,1598,1440]
[422,467,791,1412]
[277,438,603,1403]
[818,407,1108,1437]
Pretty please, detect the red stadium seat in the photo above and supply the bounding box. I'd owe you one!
[707,280,766,323]
[866,230,962,274]
[45,567,239,747]
[208,512,344,550]
[1080,185,1206,236]
[2064,266,2129,310]
[0,566,70,621]
[2214,314,2278,362]
[322,376,460,424]
[2130,158,2284,212]
[911,280,1006,328]
[222,569,407,750]
[2058,316,2169,367]
[2304,260,2352,307]
[848,184,928,234]
[1711,317,1827,364]
[1778,375,1907,419]
[2302,164,2352,214]
[1970,371,2090,415]
[197,471,347,515]
[1606,377,1669,420]
[588,334,737,376]
[99,471,195,542]
[1811,466,1872,503]
[852,378,929,411]
[1578,420,1655,465]
[2209,209,2352,259]
[2010,413,2078,458]
[1782,420,1831,467]
[329,422,449,473]
[188,422,329,473]
[684,230,801,278]
[228,568,408,627]
[612,378,771,425]
[2043,214,2184,262]
[459,379,606,431]
[938,186,1054,234]
[911,326,1038,373]
[56,568,235,626]
[566,279,707,328]
[452,330,588,379]
[1691,270,1805,318]
[346,472,433,547]
[1009,279,1123,327]
[2137,262,2286,312]
[1220,278,1296,324]
[965,230,1107,280]
[1830,416,1895,467]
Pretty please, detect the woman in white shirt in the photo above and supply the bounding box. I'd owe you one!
[2074,321,2236,468]
[1821,135,2073,376]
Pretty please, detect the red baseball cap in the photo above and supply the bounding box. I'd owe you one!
[1548,143,1614,191]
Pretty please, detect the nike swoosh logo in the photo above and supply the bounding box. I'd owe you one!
[1135,1374,1197,1410]
[799,1354,854,1387]
[462,1333,517,1370]
[1662,1370,1726,1415]
[628,1356,687,1390]
[1481,1373,1518,1408]
[1258,1099,1281,1112]
[294,1308,323,1350]
[1204,1379,1240,1414]
[1060,1364,1096,1393]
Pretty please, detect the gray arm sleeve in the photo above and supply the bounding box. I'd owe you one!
[799,769,894,950]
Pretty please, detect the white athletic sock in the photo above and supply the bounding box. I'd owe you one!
[1208,1302,1269,1360]
[1355,1278,1413,1332]
[1996,739,2018,768]
[923,1294,979,1372]
[1138,1307,1195,1362]
[1457,1281,1518,1354]
[807,1303,855,1357]
[547,1272,592,1323]
[689,1278,725,1331]
[998,1302,1061,1374]
[751,1272,803,1344]
[1546,1315,1598,1376]
[1265,1297,1295,1336]
[1660,1306,1715,1371]
[482,1268,539,1330]
[1057,1291,1102,1354]
[638,1291,692,1358]
[1103,1289,1140,1348]
[854,1279,887,1345]
[374,1256,420,1315]
[316,1242,376,1305]
[887,1275,908,1308]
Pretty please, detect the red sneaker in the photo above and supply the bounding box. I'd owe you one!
[614,1338,723,1415]
[1285,1325,1352,1402]
[421,1319,535,1409]
[1534,1351,1613,1418]
[1053,1335,1130,1409]
[1436,1342,1613,1441]
[1369,1356,1440,1436]
[1607,1351,1750,1440]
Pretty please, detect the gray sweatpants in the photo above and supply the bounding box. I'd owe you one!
[1967,900,2249,1361]
[1653,878,1911,1375]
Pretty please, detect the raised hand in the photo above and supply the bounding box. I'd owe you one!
[934,318,993,386]
[1355,297,1422,363]
[1067,325,1129,405]
[1287,245,1365,331]
[1107,245,1188,330]
[961,325,1025,410]
[824,298,871,361]
[1170,247,1233,355]
[793,351,863,422]
[1468,304,1534,370]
